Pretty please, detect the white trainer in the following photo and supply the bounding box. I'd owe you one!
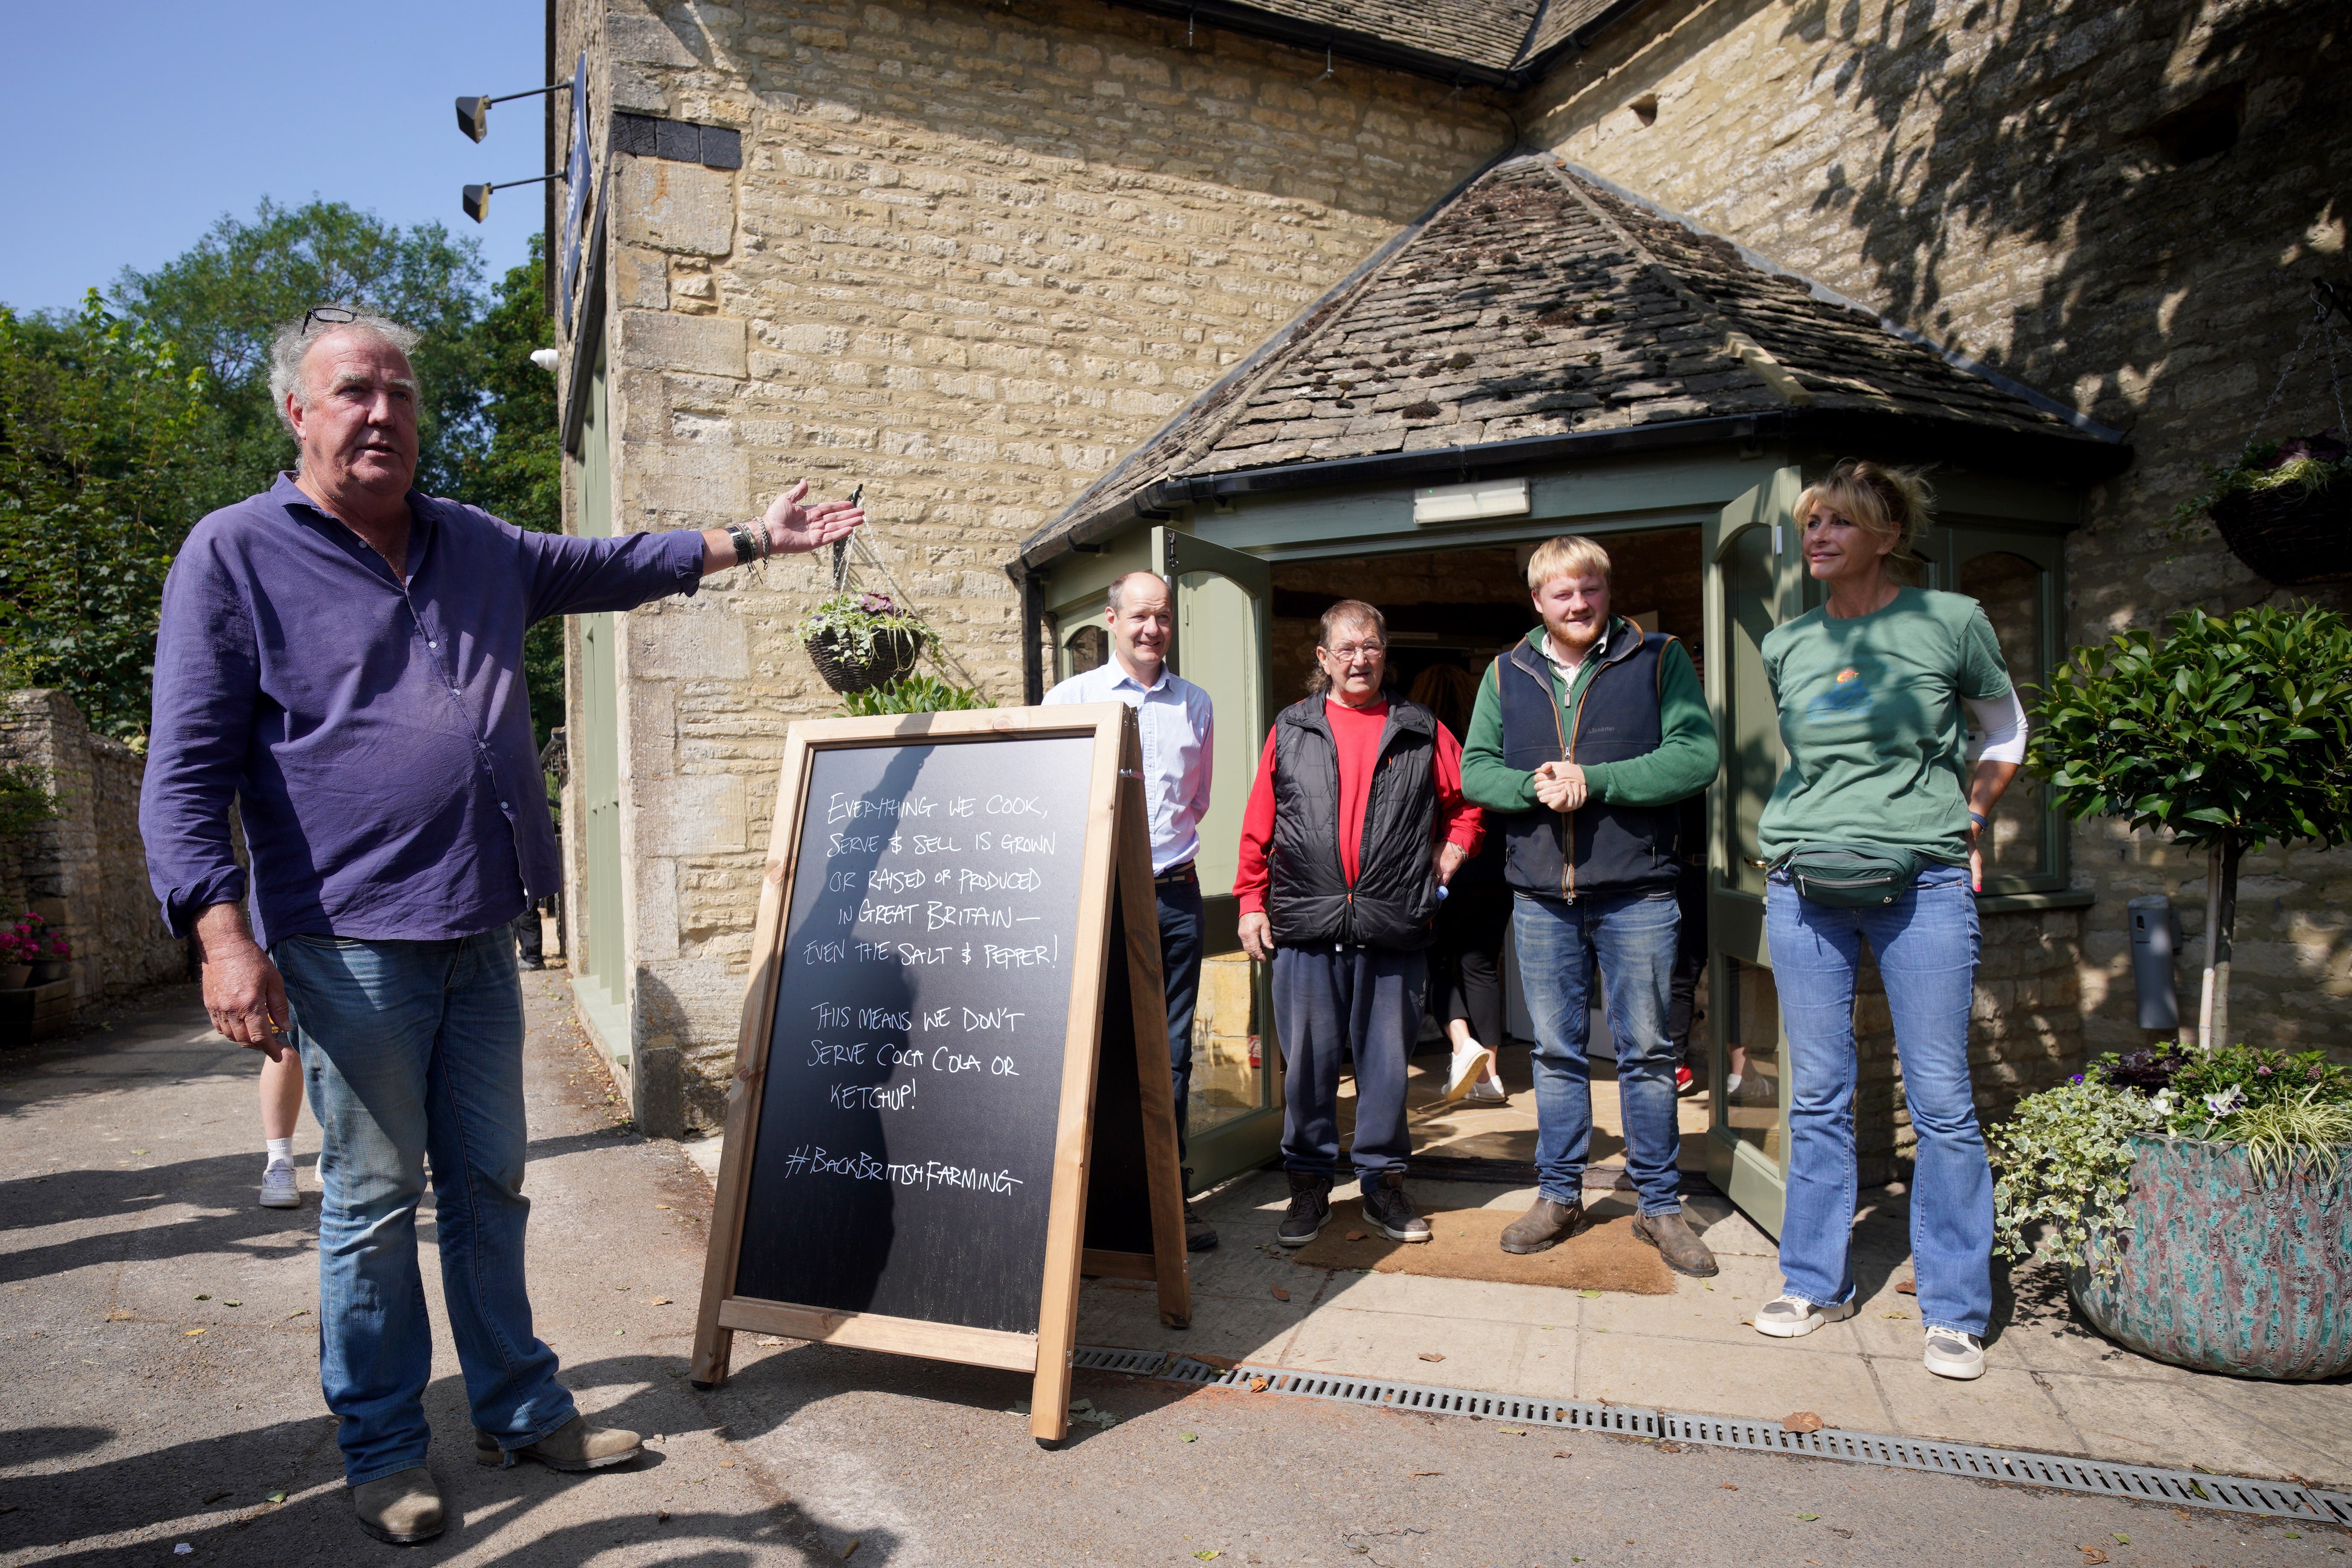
[260,1158,300,1209]
[1752,1294,1856,1338]
[1443,1041,1494,1103]
[1466,1070,1508,1104]
[1923,1327,1986,1380]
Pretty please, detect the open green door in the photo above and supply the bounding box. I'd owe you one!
[1700,467,1805,1237]
[1151,525,1281,1193]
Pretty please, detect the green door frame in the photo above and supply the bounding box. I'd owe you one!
[571,334,630,1059]
[1152,525,1284,1194]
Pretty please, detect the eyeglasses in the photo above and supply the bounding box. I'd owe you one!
[301,306,360,335]
[1323,642,1385,663]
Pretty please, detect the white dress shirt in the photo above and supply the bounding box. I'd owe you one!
[1043,656,1214,875]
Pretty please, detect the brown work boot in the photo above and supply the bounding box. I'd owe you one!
[351,1467,443,1544]
[1277,1171,1333,1247]
[475,1415,643,1472]
[1184,1199,1220,1252]
[1632,1209,1720,1277]
[1359,1172,1431,1243]
[1500,1196,1588,1254]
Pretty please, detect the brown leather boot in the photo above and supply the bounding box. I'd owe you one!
[475,1415,642,1471]
[1632,1209,1720,1277]
[1500,1196,1587,1255]
[351,1467,443,1544]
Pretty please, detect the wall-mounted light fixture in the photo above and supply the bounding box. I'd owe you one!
[455,81,568,143]
[462,173,561,223]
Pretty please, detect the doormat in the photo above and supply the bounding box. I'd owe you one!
[1287,1197,1674,1294]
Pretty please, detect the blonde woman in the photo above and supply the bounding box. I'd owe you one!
[1748,460,2026,1381]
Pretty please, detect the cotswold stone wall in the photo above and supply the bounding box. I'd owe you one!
[557,0,1509,1124]
[1532,0,2352,1063]
[0,690,186,1017]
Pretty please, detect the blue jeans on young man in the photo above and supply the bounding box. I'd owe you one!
[273,928,577,1484]
[1512,887,1685,1216]
[1156,877,1204,1159]
[1765,864,1991,1337]
[1273,943,1426,1182]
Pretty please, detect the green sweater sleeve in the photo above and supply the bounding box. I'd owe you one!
[1458,657,1540,813]
[1583,640,1720,808]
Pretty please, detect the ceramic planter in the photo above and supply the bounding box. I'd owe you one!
[0,963,29,991]
[2071,1134,2352,1379]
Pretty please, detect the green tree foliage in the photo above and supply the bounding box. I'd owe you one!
[0,297,210,738]
[2029,604,2352,1039]
[111,198,488,503]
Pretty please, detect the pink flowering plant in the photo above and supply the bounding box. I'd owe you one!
[1,911,47,966]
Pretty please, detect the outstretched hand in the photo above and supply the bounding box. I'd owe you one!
[759,479,865,555]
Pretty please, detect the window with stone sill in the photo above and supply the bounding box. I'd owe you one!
[1921,527,2070,896]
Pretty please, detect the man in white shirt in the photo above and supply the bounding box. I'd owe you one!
[1044,570,1218,1251]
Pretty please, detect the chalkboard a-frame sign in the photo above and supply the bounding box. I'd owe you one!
[689,704,1191,1443]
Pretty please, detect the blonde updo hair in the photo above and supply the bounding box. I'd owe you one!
[1795,459,1935,562]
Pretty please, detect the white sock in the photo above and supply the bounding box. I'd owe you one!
[1724,1073,1743,1095]
[265,1137,293,1167]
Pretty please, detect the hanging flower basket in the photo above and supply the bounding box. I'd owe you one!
[792,591,929,695]
[806,626,924,694]
[2208,469,2352,585]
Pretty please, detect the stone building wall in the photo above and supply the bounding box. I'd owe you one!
[557,0,1514,1124]
[1529,0,2352,1062]
[0,690,186,1016]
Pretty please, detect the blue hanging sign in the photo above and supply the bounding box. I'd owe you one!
[558,51,592,335]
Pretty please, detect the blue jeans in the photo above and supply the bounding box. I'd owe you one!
[1766,864,1991,1337]
[274,930,577,1484]
[1157,879,1204,1160]
[1511,888,1685,1216]
[1273,944,1425,1182]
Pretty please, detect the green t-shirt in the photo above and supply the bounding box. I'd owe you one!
[1757,587,2011,867]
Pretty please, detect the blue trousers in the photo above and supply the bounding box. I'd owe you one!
[1766,865,1991,1337]
[1273,944,1426,1181]
[274,930,577,1484]
[1511,888,1686,1216]
[1157,879,1204,1160]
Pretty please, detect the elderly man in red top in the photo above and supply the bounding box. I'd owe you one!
[1236,600,1483,1248]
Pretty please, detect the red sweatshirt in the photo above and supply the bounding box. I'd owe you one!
[1233,697,1483,917]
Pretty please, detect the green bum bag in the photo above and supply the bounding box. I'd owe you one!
[1778,843,1923,908]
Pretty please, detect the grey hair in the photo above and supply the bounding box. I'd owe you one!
[1105,570,1170,614]
[267,310,421,439]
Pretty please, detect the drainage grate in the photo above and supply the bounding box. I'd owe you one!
[1069,1345,2352,1528]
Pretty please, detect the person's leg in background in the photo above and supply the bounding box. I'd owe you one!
[1862,866,1991,1378]
[1273,945,1345,1246]
[1501,893,1598,1254]
[1431,896,1492,1102]
[1591,887,1717,1276]
[259,1041,306,1208]
[1667,858,1708,1096]
[512,902,545,971]
[1345,944,1432,1243]
[1755,876,1866,1340]
[1154,874,1216,1251]
[1451,883,1512,1103]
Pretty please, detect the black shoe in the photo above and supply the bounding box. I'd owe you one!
[1184,1200,1219,1252]
[1359,1171,1431,1243]
[1277,1171,1332,1247]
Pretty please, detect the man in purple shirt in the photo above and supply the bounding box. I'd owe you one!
[139,309,861,1544]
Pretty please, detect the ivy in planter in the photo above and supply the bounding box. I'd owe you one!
[1991,1046,2352,1279]
[835,675,992,716]
[789,591,925,660]
[2167,429,2349,531]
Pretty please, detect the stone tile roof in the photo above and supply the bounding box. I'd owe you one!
[1218,0,1544,73]
[1110,0,1626,79]
[1021,156,2117,566]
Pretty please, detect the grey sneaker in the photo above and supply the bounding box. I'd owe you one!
[475,1415,642,1471]
[259,1158,300,1209]
[1276,1172,1333,1248]
[1752,1294,1856,1338]
[1923,1328,1986,1380]
[1359,1172,1431,1243]
[351,1467,443,1544]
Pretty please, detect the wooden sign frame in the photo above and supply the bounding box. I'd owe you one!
[689,703,1191,1443]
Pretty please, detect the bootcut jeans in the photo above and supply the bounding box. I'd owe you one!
[1765,863,1992,1338]
[1510,887,1686,1216]
[273,928,578,1484]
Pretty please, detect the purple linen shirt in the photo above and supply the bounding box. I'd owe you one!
[140,474,707,948]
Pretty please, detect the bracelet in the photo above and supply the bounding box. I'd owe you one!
[1968,810,1988,827]
[727,524,762,567]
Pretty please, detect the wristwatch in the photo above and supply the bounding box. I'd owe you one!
[728,523,763,567]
